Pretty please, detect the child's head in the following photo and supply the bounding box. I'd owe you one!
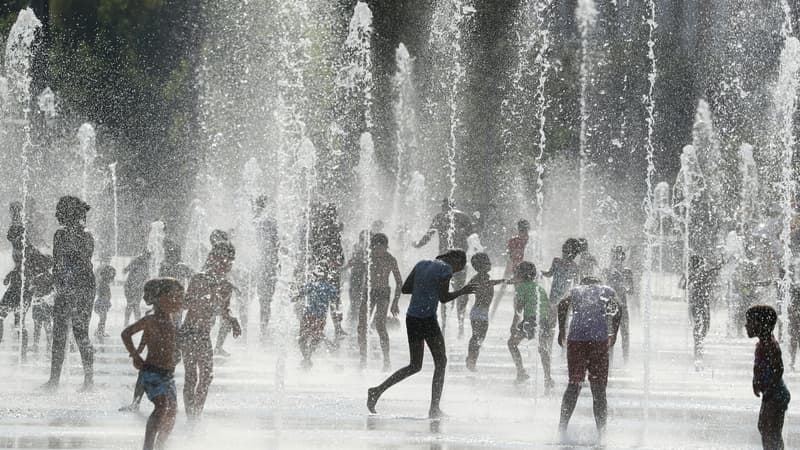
[55,196,90,227]
[209,229,229,247]
[517,219,530,234]
[746,305,777,338]
[143,277,184,312]
[563,238,579,259]
[370,232,388,251]
[470,252,491,273]
[515,261,537,282]
[437,249,467,273]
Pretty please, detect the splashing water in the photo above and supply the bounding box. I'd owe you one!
[147,220,165,280]
[109,162,119,259]
[576,0,597,235]
[77,123,96,201]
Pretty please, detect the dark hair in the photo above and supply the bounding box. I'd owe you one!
[370,232,388,249]
[470,252,491,271]
[210,229,229,247]
[563,238,580,258]
[580,276,601,285]
[143,277,184,307]
[436,249,466,268]
[55,196,90,227]
[515,261,537,281]
[517,219,530,231]
[746,305,778,334]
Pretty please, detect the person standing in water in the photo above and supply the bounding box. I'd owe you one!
[413,199,476,337]
[42,196,96,392]
[465,252,505,371]
[367,249,475,419]
[490,219,529,319]
[557,276,621,441]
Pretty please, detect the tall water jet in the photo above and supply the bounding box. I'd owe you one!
[5,8,41,366]
[575,0,597,235]
[109,162,119,259]
[77,123,96,201]
[36,87,56,120]
[773,35,800,306]
[690,100,721,261]
[737,143,759,227]
[674,145,705,304]
[391,43,420,254]
[345,2,373,130]
[185,199,209,270]
[430,0,475,248]
[654,182,672,273]
[640,0,658,423]
[147,220,165,280]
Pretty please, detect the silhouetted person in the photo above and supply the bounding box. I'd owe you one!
[558,276,620,442]
[465,253,505,371]
[367,249,475,419]
[747,305,791,450]
[124,249,150,326]
[180,242,240,420]
[507,262,552,388]
[358,233,402,370]
[346,230,369,326]
[159,239,193,285]
[681,255,721,366]
[307,202,346,339]
[43,196,96,392]
[253,196,279,340]
[413,199,476,337]
[491,219,529,319]
[604,246,632,364]
[94,260,116,338]
[576,238,598,280]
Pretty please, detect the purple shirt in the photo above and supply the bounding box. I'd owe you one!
[566,284,616,341]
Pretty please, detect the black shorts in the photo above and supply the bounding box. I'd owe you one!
[406,315,442,343]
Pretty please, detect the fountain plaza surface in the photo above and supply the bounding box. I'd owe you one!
[0,275,795,449]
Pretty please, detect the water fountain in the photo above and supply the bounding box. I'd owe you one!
[109,162,119,259]
[77,123,96,201]
[147,220,165,279]
[575,0,597,235]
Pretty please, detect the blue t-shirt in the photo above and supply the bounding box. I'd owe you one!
[406,260,454,319]
[566,284,616,341]
[303,280,338,318]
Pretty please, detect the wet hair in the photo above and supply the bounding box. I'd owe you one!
[563,238,580,258]
[370,232,388,249]
[143,277,184,307]
[580,276,601,285]
[436,249,467,268]
[517,219,530,231]
[470,252,491,272]
[209,229,229,247]
[746,305,777,335]
[55,196,90,227]
[515,261,537,281]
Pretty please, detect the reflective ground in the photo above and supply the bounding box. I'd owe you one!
[0,277,796,449]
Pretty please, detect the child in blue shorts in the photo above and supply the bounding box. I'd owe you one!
[121,278,184,450]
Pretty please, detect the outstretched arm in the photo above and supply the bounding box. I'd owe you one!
[413,229,436,249]
[607,295,622,346]
[220,282,242,338]
[438,277,475,304]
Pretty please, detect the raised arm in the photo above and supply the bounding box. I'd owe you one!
[438,276,475,304]
[219,281,242,338]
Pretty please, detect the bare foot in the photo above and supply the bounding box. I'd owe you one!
[428,408,447,419]
[367,387,380,414]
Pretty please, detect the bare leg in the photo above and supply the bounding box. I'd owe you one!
[426,331,448,417]
[559,383,582,431]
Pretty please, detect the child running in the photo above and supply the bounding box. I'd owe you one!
[180,242,241,420]
[507,262,551,387]
[121,278,183,450]
[465,252,505,371]
[367,250,475,419]
[746,305,791,450]
[358,233,402,370]
[298,266,339,369]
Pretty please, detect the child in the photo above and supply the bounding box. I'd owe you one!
[180,242,241,420]
[124,249,150,326]
[94,261,117,338]
[604,246,632,363]
[121,278,184,450]
[358,233,402,370]
[683,255,721,365]
[466,252,505,371]
[507,262,551,386]
[491,219,530,319]
[43,196,95,392]
[299,266,339,369]
[746,305,791,450]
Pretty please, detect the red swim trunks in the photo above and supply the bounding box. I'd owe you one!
[567,340,609,385]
